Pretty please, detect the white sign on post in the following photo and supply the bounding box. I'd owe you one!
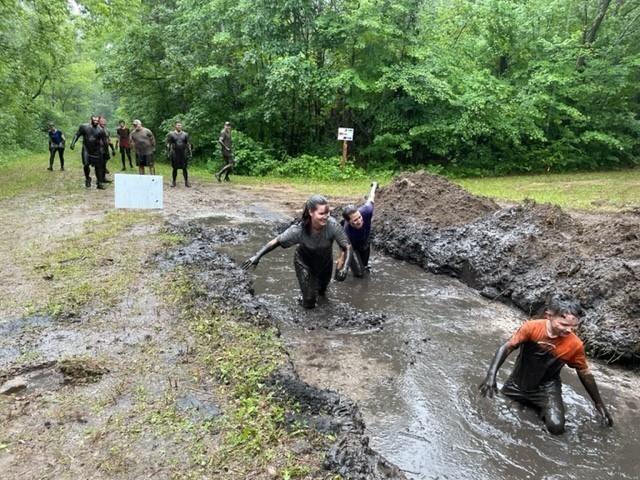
[114,174,163,209]
[337,127,354,141]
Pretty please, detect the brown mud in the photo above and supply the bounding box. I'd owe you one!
[373,171,640,364]
[1,168,638,479]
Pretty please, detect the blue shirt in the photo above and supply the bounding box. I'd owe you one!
[49,129,64,147]
[344,202,373,247]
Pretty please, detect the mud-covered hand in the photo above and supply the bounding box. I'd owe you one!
[596,404,613,427]
[334,266,348,282]
[241,240,279,271]
[478,374,499,398]
[241,256,260,271]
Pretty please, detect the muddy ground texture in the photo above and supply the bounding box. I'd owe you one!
[372,171,640,365]
[1,169,638,479]
[0,176,403,480]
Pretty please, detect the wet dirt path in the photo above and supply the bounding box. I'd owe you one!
[210,215,640,480]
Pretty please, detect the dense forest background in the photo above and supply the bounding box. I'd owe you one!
[2,0,639,176]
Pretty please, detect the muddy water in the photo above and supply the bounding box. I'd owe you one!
[209,216,640,480]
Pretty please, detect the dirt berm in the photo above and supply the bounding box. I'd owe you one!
[372,171,640,365]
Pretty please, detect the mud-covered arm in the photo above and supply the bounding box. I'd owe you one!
[577,368,613,426]
[241,238,280,270]
[334,244,352,282]
[479,341,516,398]
[367,182,378,204]
[69,127,81,149]
[107,134,116,155]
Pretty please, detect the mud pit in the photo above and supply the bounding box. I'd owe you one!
[373,171,640,364]
[1,168,639,479]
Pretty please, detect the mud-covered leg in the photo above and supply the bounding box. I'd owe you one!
[542,381,566,435]
[350,250,365,278]
[294,253,316,309]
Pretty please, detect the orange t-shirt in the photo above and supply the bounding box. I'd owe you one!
[506,319,588,391]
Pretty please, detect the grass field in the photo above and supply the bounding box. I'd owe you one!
[2,153,638,212]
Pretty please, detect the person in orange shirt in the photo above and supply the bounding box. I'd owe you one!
[479,293,613,434]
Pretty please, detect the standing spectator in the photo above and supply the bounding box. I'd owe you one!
[115,120,133,170]
[215,121,233,182]
[98,116,116,183]
[166,121,192,187]
[342,182,377,277]
[47,123,66,171]
[69,115,109,190]
[130,119,156,175]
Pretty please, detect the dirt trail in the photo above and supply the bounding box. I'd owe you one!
[0,174,402,479]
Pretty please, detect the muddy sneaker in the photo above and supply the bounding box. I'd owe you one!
[170,181,176,187]
[60,167,64,171]
[47,167,53,171]
[185,182,191,187]
[97,183,106,190]
[121,167,126,171]
[215,173,221,183]
[85,178,91,188]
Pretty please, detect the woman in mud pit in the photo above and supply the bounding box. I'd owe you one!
[341,182,377,277]
[242,195,352,309]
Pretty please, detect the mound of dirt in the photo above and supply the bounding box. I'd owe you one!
[375,171,500,230]
[372,171,640,365]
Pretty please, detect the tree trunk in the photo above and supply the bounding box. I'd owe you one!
[577,0,613,70]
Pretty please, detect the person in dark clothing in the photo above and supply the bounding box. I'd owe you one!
[342,182,377,277]
[115,120,133,170]
[166,121,192,187]
[98,116,116,183]
[242,195,352,309]
[69,115,109,190]
[215,121,233,182]
[47,124,66,171]
[479,293,613,435]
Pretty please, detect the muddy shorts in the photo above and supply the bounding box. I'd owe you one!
[293,250,332,309]
[502,378,566,433]
[82,152,101,168]
[136,153,154,167]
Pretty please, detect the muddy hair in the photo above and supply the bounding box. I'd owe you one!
[546,293,584,319]
[301,195,328,234]
[342,205,358,222]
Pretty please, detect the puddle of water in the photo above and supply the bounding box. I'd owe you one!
[211,217,640,479]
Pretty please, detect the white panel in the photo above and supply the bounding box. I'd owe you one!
[114,174,163,209]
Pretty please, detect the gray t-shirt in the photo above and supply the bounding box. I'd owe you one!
[277,217,349,268]
[131,127,156,155]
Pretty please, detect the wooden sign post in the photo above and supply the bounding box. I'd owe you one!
[337,127,354,169]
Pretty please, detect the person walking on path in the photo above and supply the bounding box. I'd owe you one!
[242,195,352,309]
[47,124,66,171]
[341,182,377,277]
[215,121,233,182]
[69,115,109,190]
[98,116,116,183]
[479,293,613,435]
[130,119,156,175]
[166,121,192,187]
[115,120,133,170]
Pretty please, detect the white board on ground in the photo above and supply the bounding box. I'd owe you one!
[114,174,163,209]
